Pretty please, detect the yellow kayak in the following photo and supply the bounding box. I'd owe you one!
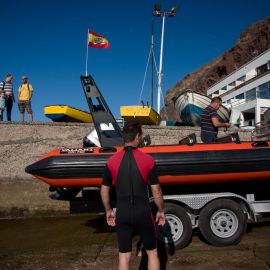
[44,105,93,123]
[120,106,161,125]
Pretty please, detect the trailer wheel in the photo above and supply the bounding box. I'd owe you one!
[199,199,247,246]
[158,203,192,249]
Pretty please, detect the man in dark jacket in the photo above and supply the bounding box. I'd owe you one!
[101,122,165,270]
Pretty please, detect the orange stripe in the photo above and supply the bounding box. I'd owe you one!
[39,141,268,161]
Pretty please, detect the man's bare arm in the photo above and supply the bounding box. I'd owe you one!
[212,117,230,128]
[151,184,166,225]
[151,184,164,212]
[100,185,116,226]
[100,185,111,211]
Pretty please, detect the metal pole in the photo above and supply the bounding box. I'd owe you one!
[85,29,89,76]
[151,18,154,108]
[157,15,165,114]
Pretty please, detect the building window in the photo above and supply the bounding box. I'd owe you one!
[256,63,268,76]
[237,75,246,82]
[258,82,270,99]
[246,88,256,101]
[229,81,236,87]
[235,93,245,99]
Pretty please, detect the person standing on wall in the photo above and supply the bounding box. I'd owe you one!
[0,90,5,121]
[101,122,166,270]
[18,75,33,122]
[200,96,231,143]
[0,74,15,121]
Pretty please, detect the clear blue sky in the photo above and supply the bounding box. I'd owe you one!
[0,0,269,122]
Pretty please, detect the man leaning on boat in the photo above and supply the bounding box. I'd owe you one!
[200,97,230,143]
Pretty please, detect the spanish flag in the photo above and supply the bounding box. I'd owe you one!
[88,30,110,49]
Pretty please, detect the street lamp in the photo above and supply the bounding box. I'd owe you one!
[153,4,178,114]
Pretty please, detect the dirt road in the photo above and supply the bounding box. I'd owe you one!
[0,214,269,270]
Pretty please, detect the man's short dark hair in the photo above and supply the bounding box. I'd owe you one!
[122,122,142,143]
[211,97,222,103]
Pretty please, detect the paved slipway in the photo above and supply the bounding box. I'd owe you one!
[0,214,270,270]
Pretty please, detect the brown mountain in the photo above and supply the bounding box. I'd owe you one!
[161,16,270,121]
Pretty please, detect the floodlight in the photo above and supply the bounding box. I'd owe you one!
[169,6,178,17]
[153,4,161,16]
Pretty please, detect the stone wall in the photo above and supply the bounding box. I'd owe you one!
[0,122,252,218]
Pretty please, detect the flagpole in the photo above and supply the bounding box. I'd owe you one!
[85,29,89,76]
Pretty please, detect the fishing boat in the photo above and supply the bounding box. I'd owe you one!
[174,90,230,126]
[120,105,161,125]
[44,105,93,123]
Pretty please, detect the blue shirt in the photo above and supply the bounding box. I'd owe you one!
[201,105,219,137]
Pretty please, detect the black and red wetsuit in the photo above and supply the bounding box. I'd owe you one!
[102,146,159,253]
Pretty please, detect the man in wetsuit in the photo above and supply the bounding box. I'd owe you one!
[100,122,165,270]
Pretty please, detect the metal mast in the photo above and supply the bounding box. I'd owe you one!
[153,4,178,114]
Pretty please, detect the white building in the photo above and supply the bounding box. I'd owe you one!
[207,48,270,126]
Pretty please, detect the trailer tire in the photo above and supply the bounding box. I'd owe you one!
[158,203,192,250]
[199,199,247,246]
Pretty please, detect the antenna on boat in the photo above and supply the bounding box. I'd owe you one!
[153,4,178,114]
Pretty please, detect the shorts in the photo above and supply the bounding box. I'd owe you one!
[116,198,157,253]
[18,101,32,114]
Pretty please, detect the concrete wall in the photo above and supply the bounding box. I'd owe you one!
[0,122,252,218]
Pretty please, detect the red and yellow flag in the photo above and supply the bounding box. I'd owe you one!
[88,30,110,49]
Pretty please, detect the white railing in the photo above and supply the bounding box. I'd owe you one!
[251,122,270,140]
[224,98,247,109]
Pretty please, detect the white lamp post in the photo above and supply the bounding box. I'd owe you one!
[153,4,178,114]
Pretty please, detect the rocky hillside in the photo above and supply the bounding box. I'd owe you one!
[161,16,270,121]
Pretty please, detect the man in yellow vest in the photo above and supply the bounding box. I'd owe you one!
[18,76,33,122]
